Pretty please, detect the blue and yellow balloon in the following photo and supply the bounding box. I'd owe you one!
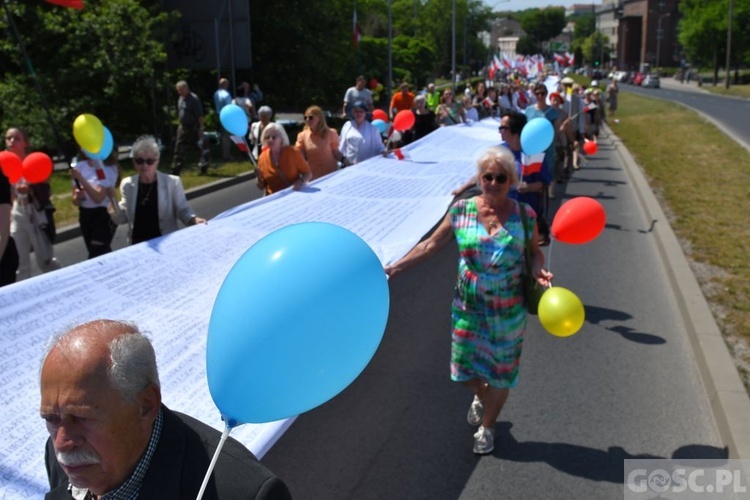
[207,222,390,425]
[73,114,105,154]
[538,287,585,337]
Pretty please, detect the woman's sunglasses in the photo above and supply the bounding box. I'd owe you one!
[481,173,509,184]
[134,158,157,165]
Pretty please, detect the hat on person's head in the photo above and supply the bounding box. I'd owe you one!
[584,88,594,95]
[352,101,368,111]
[561,77,574,85]
[591,80,599,88]
[549,92,563,102]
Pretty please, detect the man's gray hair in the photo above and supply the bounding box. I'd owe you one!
[42,320,160,403]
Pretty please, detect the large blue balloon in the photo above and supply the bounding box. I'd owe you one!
[220,104,249,137]
[520,117,554,156]
[83,126,114,160]
[207,222,390,426]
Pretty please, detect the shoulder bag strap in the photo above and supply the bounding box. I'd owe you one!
[271,150,292,187]
[519,203,533,277]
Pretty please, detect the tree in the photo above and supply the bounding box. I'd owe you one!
[0,0,174,154]
[518,7,566,54]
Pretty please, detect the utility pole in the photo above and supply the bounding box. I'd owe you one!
[725,0,734,89]
[451,0,456,90]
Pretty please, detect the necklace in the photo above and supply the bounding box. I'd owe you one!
[140,181,156,206]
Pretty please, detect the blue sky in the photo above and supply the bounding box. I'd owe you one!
[484,0,595,12]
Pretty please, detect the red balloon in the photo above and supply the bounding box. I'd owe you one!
[583,140,598,155]
[369,78,379,90]
[22,152,53,183]
[372,109,388,122]
[0,151,23,184]
[392,110,415,131]
[551,197,606,244]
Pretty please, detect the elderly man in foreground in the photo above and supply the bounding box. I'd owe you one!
[39,319,292,499]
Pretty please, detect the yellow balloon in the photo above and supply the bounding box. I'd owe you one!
[73,114,105,154]
[538,287,585,337]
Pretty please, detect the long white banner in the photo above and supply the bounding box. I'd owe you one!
[0,120,501,496]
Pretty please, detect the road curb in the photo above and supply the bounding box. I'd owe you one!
[53,171,255,244]
[608,125,750,459]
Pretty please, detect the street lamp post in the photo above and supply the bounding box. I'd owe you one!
[451,0,456,90]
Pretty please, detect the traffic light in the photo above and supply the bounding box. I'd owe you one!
[594,61,600,66]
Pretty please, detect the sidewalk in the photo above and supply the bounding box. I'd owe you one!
[658,75,708,93]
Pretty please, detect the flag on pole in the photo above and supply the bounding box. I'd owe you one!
[45,0,85,8]
[230,135,249,153]
[521,152,545,176]
[353,9,362,49]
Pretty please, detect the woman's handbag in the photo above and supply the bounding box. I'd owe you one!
[519,205,545,315]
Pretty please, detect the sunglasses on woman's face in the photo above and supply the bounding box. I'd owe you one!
[304,116,315,121]
[481,173,509,184]
[134,158,157,165]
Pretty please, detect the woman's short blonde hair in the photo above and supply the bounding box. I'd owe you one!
[261,122,290,147]
[475,146,518,185]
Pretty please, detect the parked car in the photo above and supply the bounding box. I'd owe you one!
[642,75,661,88]
[633,72,646,85]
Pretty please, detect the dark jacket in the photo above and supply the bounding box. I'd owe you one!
[45,405,293,499]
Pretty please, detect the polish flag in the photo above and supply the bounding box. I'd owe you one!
[392,148,410,161]
[521,152,545,175]
[353,9,362,49]
[230,135,249,153]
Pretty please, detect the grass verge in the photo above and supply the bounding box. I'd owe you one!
[613,90,750,389]
[50,158,254,228]
[700,84,750,99]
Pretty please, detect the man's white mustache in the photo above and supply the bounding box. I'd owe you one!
[57,448,101,467]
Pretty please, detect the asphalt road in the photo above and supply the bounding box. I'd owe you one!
[620,81,750,149]
[42,132,727,499]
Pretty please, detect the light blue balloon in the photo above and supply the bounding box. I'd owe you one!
[520,117,554,156]
[83,126,114,160]
[372,119,388,134]
[220,104,248,137]
[207,222,390,426]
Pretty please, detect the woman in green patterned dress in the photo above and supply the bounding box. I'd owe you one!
[385,146,553,455]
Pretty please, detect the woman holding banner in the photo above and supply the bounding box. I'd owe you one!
[110,135,205,244]
[257,123,312,195]
[295,105,343,180]
[386,146,553,455]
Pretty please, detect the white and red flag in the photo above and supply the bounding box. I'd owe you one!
[521,152,545,176]
[230,135,249,153]
[392,148,411,161]
[353,9,362,49]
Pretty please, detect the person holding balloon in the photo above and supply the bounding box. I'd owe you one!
[256,123,312,195]
[294,105,344,180]
[70,149,119,258]
[389,82,415,120]
[109,135,206,245]
[4,127,60,281]
[338,102,385,166]
[386,146,553,455]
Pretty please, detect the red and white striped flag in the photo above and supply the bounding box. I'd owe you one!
[521,152,545,176]
[230,135,249,153]
[353,9,362,49]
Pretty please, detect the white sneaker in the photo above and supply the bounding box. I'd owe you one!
[467,395,483,426]
[473,426,495,455]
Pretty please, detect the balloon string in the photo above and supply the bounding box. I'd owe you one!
[242,137,258,168]
[546,239,554,284]
[195,422,232,500]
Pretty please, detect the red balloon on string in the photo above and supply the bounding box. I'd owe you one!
[22,152,54,183]
[0,151,23,184]
[392,110,416,131]
[369,78,379,90]
[372,109,388,122]
[551,196,606,244]
[583,140,598,155]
